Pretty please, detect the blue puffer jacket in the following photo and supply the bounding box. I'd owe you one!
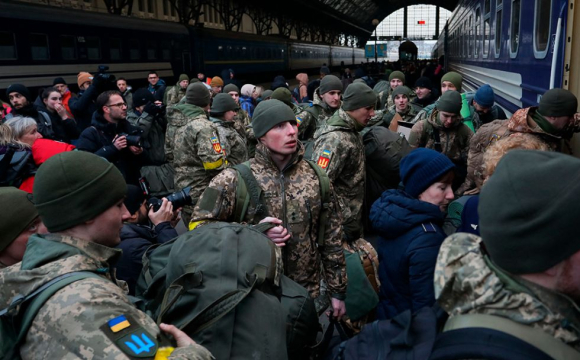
[370,189,446,320]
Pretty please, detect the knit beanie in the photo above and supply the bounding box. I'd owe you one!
[538,88,578,117]
[441,71,463,92]
[210,76,224,87]
[271,76,288,90]
[178,74,189,83]
[223,83,240,94]
[33,151,127,232]
[392,86,411,101]
[6,84,31,102]
[436,90,462,114]
[124,185,146,215]
[262,90,273,99]
[0,187,39,252]
[211,93,238,113]
[186,82,211,107]
[53,77,67,86]
[132,88,154,108]
[479,150,580,274]
[320,66,331,75]
[474,84,495,108]
[190,78,200,84]
[319,75,343,95]
[415,76,432,89]
[342,82,376,111]
[77,72,93,88]
[252,99,296,138]
[271,88,293,107]
[399,148,455,198]
[389,71,405,83]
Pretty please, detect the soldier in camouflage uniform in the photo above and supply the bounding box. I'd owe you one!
[435,150,580,355]
[411,71,463,124]
[223,83,254,157]
[0,151,213,359]
[296,75,343,141]
[376,70,406,110]
[380,86,421,129]
[209,93,248,166]
[459,88,579,194]
[408,90,473,189]
[190,99,347,318]
[271,87,304,116]
[311,82,377,241]
[164,74,189,106]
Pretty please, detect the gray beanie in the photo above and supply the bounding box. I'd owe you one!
[252,99,296,138]
[271,88,293,107]
[389,71,405,83]
[186,82,211,107]
[211,93,238,113]
[392,86,411,101]
[319,75,343,95]
[436,90,462,114]
[538,88,578,117]
[223,83,240,94]
[342,82,376,111]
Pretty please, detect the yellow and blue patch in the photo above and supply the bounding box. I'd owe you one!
[296,116,303,126]
[317,149,332,169]
[322,149,331,157]
[210,136,222,153]
[108,315,131,333]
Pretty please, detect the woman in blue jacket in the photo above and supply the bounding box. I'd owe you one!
[370,148,455,320]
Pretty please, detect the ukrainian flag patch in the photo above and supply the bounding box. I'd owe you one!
[296,116,302,126]
[317,149,332,169]
[108,315,131,333]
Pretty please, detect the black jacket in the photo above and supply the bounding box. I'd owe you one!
[36,104,80,144]
[69,85,99,132]
[7,105,55,140]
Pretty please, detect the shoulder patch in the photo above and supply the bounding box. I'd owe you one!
[317,149,332,169]
[296,116,302,126]
[210,135,222,154]
[101,314,158,359]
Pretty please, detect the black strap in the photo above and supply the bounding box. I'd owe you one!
[432,126,443,153]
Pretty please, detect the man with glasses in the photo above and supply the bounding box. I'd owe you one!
[77,90,144,185]
[147,71,166,104]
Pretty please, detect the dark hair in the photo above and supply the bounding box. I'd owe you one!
[148,71,158,76]
[117,77,127,82]
[41,87,61,100]
[96,90,122,114]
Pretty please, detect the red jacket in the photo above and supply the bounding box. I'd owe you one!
[19,139,76,193]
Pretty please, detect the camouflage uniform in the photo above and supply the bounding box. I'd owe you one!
[164,84,187,106]
[311,108,365,241]
[0,233,213,359]
[190,142,347,301]
[296,89,340,141]
[165,103,208,165]
[209,116,248,166]
[380,103,421,128]
[172,109,225,223]
[435,233,580,352]
[411,102,437,124]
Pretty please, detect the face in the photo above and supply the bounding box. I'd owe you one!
[394,94,409,112]
[179,79,189,89]
[347,105,376,127]
[148,74,159,86]
[104,94,128,122]
[80,81,92,91]
[43,91,62,111]
[546,115,574,131]
[0,217,48,266]
[20,125,43,146]
[473,101,491,115]
[224,110,237,122]
[259,121,298,156]
[439,111,461,128]
[197,73,205,80]
[390,79,403,90]
[321,90,341,109]
[415,86,431,99]
[554,251,580,301]
[418,176,455,212]
[54,84,68,95]
[8,92,28,109]
[117,80,127,93]
[211,86,222,94]
[228,91,240,104]
[90,199,131,247]
[441,81,457,94]
[251,88,261,100]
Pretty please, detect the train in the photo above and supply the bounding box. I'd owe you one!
[0,1,366,93]
[431,0,580,117]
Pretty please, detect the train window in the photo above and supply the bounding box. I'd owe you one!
[162,0,168,16]
[147,0,154,13]
[60,35,77,60]
[138,0,144,12]
[130,39,140,60]
[30,34,49,60]
[162,43,171,60]
[86,37,101,60]
[534,0,551,57]
[510,0,521,57]
[483,0,491,57]
[110,38,122,60]
[475,7,481,58]
[147,40,157,60]
[0,32,17,60]
[495,0,503,57]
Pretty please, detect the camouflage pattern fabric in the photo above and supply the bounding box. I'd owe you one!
[435,233,580,351]
[411,102,437,124]
[190,142,347,300]
[381,103,420,128]
[165,103,207,166]
[209,117,248,166]
[296,89,340,141]
[234,109,256,158]
[311,108,366,241]
[0,233,213,359]
[165,85,187,106]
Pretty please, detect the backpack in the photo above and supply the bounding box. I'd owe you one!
[0,271,102,359]
[0,146,36,188]
[135,222,319,360]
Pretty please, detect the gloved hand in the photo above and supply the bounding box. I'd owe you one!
[143,102,160,115]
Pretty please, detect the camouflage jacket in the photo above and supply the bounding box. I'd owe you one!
[408,109,473,165]
[164,84,186,106]
[311,108,366,241]
[296,89,340,141]
[0,233,213,360]
[435,233,580,352]
[165,103,207,165]
[234,108,257,158]
[381,103,421,128]
[209,116,248,166]
[411,102,437,124]
[190,142,347,299]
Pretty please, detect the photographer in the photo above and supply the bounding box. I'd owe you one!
[77,90,144,185]
[127,89,174,196]
[70,67,117,132]
[115,185,179,295]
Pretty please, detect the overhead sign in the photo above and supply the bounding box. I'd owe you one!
[417,20,426,25]
[365,44,387,58]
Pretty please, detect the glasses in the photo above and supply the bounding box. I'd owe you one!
[107,102,127,108]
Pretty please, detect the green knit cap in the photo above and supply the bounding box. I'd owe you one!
[437,90,462,114]
[223,83,240,94]
[392,86,411,101]
[319,75,343,95]
[178,74,189,83]
[33,151,127,232]
[342,82,376,111]
[186,82,211,107]
[538,88,578,117]
[0,187,38,252]
[252,99,296,138]
[441,71,463,92]
[271,88,293,107]
[211,93,238,113]
[389,71,405,83]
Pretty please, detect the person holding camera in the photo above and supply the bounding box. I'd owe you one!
[77,90,144,185]
[115,185,179,295]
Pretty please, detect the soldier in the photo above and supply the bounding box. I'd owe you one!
[464,84,508,131]
[223,83,251,138]
[190,99,347,318]
[271,87,303,116]
[0,151,213,359]
[378,70,406,110]
[408,90,473,189]
[209,93,248,166]
[311,82,377,241]
[164,74,189,106]
[296,75,343,141]
[412,71,463,124]
[435,150,580,356]
[381,86,421,129]
[412,76,436,109]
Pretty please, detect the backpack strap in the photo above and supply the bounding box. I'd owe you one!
[233,161,267,223]
[305,159,331,247]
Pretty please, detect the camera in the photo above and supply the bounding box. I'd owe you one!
[139,177,192,212]
[94,65,117,90]
[118,132,142,147]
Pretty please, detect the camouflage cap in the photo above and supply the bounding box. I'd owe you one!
[0,187,38,252]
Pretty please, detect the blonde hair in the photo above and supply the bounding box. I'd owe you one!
[483,133,550,178]
[4,116,37,148]
[0,123,28,148]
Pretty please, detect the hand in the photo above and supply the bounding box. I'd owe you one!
[54,103,68,120]
[113,135,127,150]
[143,102,159,115]
[330,298,346,320]
[259,217,291,247]
[148,198,174,226]
[159,323,196,347]
[170,208,182,228]
[129,146,143,155]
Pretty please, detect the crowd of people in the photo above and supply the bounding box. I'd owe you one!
[1,59,580,359]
